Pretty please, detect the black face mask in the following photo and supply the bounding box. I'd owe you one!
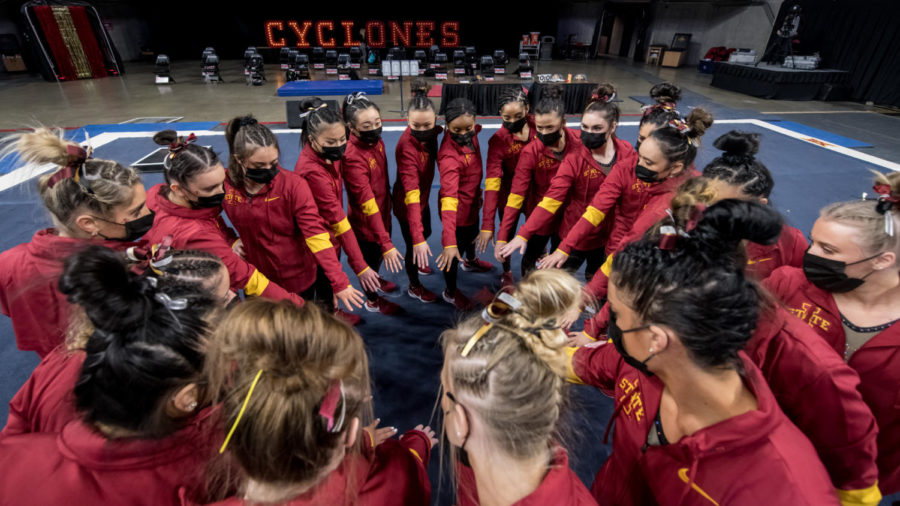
[581,130,608,150]
[97,210,156,242]
[317,143,346,162]
[450,130,475,147]
[244,163,279,184]
[503,117,527,134]
[609,310,655,376]
[442,431,471,467]
[635,164,659,183]
[802,250,882,293]
[411,127,437,143]
[357,126,383,144]
[537,129,562,147]
[188,187,226,209]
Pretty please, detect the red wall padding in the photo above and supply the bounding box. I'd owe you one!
[68,6,107,77]
[33,6,77,80]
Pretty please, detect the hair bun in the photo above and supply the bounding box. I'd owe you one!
[713,130,759,160]
[238,116,258,127]
[152,130,179,147]
[650,82,682,104]
[689,199,782,252]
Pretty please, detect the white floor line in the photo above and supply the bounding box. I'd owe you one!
[1,118,897,194]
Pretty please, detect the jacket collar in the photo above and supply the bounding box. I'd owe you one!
[147,183,222,221]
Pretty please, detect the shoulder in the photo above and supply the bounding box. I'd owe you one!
[763,266,808,297]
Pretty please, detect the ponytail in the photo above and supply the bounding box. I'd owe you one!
[583,82,620,125]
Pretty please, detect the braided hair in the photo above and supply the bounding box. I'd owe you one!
[297,97,343,147]
[703,131,774,199]
[648,108,714,169]
[153,130,220,188]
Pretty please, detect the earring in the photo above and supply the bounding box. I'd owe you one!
[187,401,198,411]
[649,348,654,353]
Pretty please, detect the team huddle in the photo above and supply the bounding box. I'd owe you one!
[0,79,897,505]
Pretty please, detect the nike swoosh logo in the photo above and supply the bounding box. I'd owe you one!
[265,197,280,202]
[747,258,773,265]
[677,468,720,506]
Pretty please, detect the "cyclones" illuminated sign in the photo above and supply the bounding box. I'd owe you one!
[264,20,460,49]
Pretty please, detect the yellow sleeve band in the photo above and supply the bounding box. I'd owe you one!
[441,197,459,212]
[537,196,563,214]
[305,232,334,254]
[835,483,882,506]
[413,241,427,247]
[565,346,585,385]
[244,269,271,297]
[408,448,423,465]
[330,217,352,237]
[357,265,371,277]
[506,193,524,210]
[600,254,613,277]
[382,247,397,257]
[583,206,606,227]
[361,197,380,216]
[444,245,458,250]
[405,189,421,205]
[485,177,501,191]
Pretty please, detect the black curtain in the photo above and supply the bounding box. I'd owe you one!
[767,0,900,107]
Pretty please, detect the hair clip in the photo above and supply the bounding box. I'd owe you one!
[346,92,368,105]
[154,292,188,311]
[127,236,174,275]
[318,380,347,433]
[873,184,898,237]
[658,225,678,251]
[219,369,264,454]
[461,292,524,357]
[168,133,198,157]
[47,143,91,190]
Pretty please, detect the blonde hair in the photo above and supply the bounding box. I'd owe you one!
[204,299,371,492]
[820,171,900,257]
[441,269,581,460]
[645,177,720,238]
[11,128,140,232]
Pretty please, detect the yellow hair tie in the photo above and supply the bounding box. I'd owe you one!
[219,369,264,454]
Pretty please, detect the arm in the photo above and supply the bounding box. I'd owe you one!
[557,166,628,255]
[437,151,461,250]
[496,147,536,243]
[395,144,426,245]
[289,177,352,294]
[303,167,372,277]
[480,134,507,234]
[343,153,396,254]
[566,341,621,394]
[518,155,576,241]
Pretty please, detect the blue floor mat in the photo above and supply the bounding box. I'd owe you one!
[277,79,384,96]
[764,120,873,148]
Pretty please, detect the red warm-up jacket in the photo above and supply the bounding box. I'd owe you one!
[343,134,396,252]
[437,126,484,248]
[497,127,581,243]
[392,126,442,246]
[293,145,372,277]
[765,266,900,494]
[745,224,807,279]
[190,430,432,506]
[144,184,303,305]
[0,229,130,357]
[517,137,637,252]
[2,346,82,437]
[223,169,350,294]
[481,117,537,234]
[569,345,840,506]
[0,409,220,505]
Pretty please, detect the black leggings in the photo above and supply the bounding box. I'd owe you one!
[521,233,561,276]
[443,223,479,293]
[562,247,607,281]
[359,239,384,302]
[303,265,335,311]
[399,206,432,288]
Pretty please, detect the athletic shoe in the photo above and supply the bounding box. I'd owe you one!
[418,265,433,276]
[334,309,362,326]
[501,271,515,290]
[379,278,398,293]
[408,284,438,303]
[460,258,493,273]
[364,297,402,315]
[443,289,474,312]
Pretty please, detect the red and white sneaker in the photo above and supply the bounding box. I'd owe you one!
[379,278,398,293]
[334,309,362,326]
[460,258,493,273]
[408,284,438,303]
[443,289,474,311]
[364,296,402,315]
[500,271,515,290]
[418,265,433,276]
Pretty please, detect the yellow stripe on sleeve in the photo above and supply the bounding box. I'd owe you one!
[506,193,524,210]
[361,197,379,216]
[537,196,563,214]
[485,177,501,191]
[244,269,271,297]
[835,483,882,506]
[408,448,423,464]
[441,197,459,212]
[330,217,352,236]
[565,346,585,385]
[600,254,613,277]
[405,189,421,205]
[305,232,333,254]
[583,206,606,226]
